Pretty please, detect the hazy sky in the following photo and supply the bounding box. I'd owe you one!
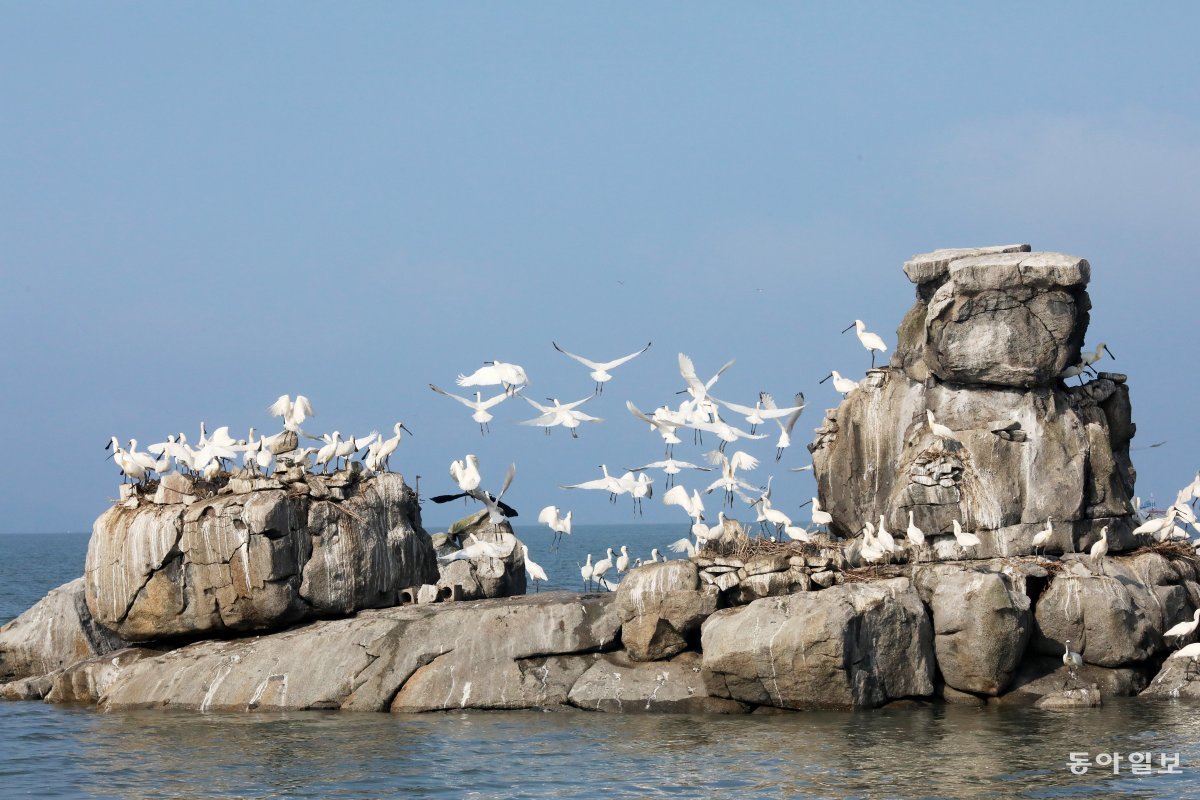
[2,4,1198,533]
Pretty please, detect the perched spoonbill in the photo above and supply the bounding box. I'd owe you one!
[615,545,631,574]
[552,341,652,393]
[819,371,859,397]
[1081,342,1115,366]
[437,533,507,563]
[1031,517,1054,557]
[1172,642,1200,679]
[926,410,959,442]
[1090,525,1110,563]
[1164,609,1200,643]
[952,519,981,551]
[371,423,412,472]
[1062,639,1083,685]
[802,497,833,528]
[842,319,888,368]
[429,385,509,435]
[591,548,616,586]
[521,544,548,592]
[579,554,594,591]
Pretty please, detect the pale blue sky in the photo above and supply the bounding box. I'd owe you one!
[2,4,1197,532]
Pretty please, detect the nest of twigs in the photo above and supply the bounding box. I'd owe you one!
[1123,539,1200,566]
[841,564,909,583]
[704,534,839,561]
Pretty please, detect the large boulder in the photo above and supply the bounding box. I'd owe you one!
[995,655,1148,705]
[84,472,438,640]
[614,560,718,662]
[700,578,935,709]
[0,578,126,682]
[926,568,1031,695]
[567,652,749,714]
[89,593,620,712]
[1032,552,1199,667]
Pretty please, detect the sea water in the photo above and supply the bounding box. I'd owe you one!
[3,530,1200,799]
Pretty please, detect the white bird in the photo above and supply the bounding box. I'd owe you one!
[842,319,888,368]
[456,361,529,395]
[592,547,616,586]
[519,395,603,438]
[125,439,161,475]
[626,458,711,488]
[714,393,805,435]
[649,548,662,563]
[704,450,760,507]
[677,353,735,408]
[906,510,926,548]
[429,385,509,435]
[437,533,508,563]
[1090,525,1110,562]
[579,554,595,591]
[690,512,729,550]
[926,410,959,442]
[1081,342,1115,366]
[476,463,518,523]
[1165,609,1200,642]
[819,370,859,397]
[1133,513,1176,539]
[783,525,812,543]
[369,422,412,472]
[521,544,549,592]
[687,417,767,453]
[1172,642,1200,679]
[1062,639,1083,678]
[268,394,315,434]
[806,497,833,528]
[952,519,982,551]
[761,392,805,462]
[537,505,573,547]
[860,522,885,564]
[315,432,342,473]
[626,401,685,456]
[1031,517,1054,557]
[449,455,482,492]
[615,545,631,574]
[561,465,626,501]
[622,472,654,515]
[663,484,706,525]
[105,437,146,484]
[876,515,898,559]
[755,502,793,537]
[552,341,651,394]
[668,537,697,557]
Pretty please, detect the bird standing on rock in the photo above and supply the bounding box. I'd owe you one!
[842,319,888,368]
[1062,640,1084,688]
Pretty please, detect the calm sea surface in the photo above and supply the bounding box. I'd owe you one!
[3,528,1200,799]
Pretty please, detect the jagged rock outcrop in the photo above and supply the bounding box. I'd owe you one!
[811,245,1138,559]
[93,593,619,712]
[85,472,438,640]
[433,512,527,601]
[614,560,718,662]
[700,578,936,709]
[0,578,126,682]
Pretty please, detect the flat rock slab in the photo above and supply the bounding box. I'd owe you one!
[91,593,620,713]
[701,578,935,710]
[567,652,749,714]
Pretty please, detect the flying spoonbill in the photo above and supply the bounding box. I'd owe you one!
[429,384,509,434]
[552,341,651,393]
[456,360,529,395]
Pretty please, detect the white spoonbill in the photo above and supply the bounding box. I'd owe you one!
[906,511,926,547]
[552,341,651,394]
[1081,342,1116,366]
[537,505,573,547]
[1172,642,1200,679]
[952,519,981,551]
[842,319,888,368]
[615,545,631,574]
[926,410,960,442]
[626,401,684,456]
[783,525,812,543]
[591,548,616,586]
[1031,517,1054,557]
[268,394,315,434]
[521,544,549,592]
[370,423,412,472]
[437,533,507,563]
[859,523,885,564]
[105,437,145,484]
[456,360,529,395]
[715,393,805,435]
[579,554,595,591]
[819,371,859,397]
[519,395,603,438]
[1062,639,1083,682]
[626,458,711,488]
[704,449,760,508]
[1165,609,1200,642]
[687,417,767,453]
[429,385,509,435]
[802,497,833,528]
[561,465,626,502]
[663,484,706,526]
[1089,525,1110,562]
[677,353,735,407]
[449,455,482,492]
[649,548,662,563]
[761,392,805,461]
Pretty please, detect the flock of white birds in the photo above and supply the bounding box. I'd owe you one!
[102,322,1199,597]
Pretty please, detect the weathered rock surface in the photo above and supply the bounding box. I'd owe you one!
[701,578,935,709]
[434,513,526,601]
[615,561,717,662]
[993,655,1148,705]
[926,568,1031,695]
[811,246,1138,559]
[46,648,160,705]
[1032,552,1200,667]
[1035,686,1102,709]
[567,652,749,714]
[0,578,126,681]
[85,472,438,640]
[1142,653,1200,699]
[90,593,619,712]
